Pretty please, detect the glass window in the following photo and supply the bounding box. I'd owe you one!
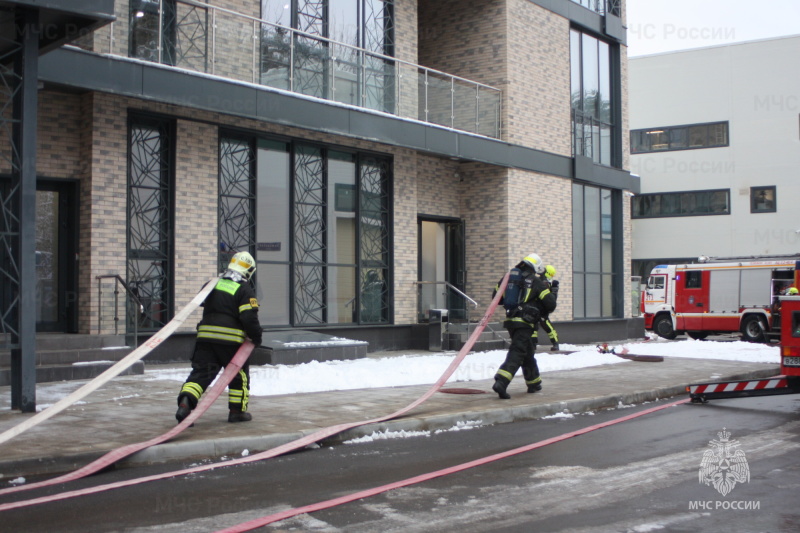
[631,122,729,153]
[751,186,776,213]
[129,0,176,65]
[632,190,730,219]
[222,133,390,327]
[574,184,618,318]
[256,140,291,325]
[571,29,616,166]
[685,271,702,288]
[128,115,174,331]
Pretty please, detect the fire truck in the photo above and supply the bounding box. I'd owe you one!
[687,294,800,402]
[642,255,800,342]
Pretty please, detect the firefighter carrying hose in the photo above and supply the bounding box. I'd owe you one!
[491,253,558,399]
[176,251,263,424]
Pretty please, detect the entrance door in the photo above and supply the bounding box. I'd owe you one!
[35,181,78,332]
[418,218,467,321]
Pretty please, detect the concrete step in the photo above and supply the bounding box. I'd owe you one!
[0,346,132,367]
[0,361,144,386]
[250,330,368,365]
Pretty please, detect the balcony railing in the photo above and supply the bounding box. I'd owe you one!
[570,0,622,16]
[102,0,502,138]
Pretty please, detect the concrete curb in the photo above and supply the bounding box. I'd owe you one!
[1,366,782,478]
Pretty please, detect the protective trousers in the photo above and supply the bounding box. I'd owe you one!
[540,317,559,344]
[179,341,250,412]
[495,323,542,388]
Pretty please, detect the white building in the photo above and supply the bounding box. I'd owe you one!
[629,35,800,279]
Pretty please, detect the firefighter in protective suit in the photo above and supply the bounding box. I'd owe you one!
[492,253,558,399]
[176,251,263,423]
[540,265,561,351]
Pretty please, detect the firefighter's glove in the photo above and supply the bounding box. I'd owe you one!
[550,280,559,293]
[251,335,262,348]
[521,304,540,324]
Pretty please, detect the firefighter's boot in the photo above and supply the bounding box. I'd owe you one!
[550,343,560,352]
[527,382,543,393]
[492,378,511,400]
[175,394,194,423]
[228,409,253,423]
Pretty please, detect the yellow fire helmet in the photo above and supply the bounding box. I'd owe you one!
[228,251,256,281]
[522,253,545,275]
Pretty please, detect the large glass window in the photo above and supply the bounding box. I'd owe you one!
[570,29,615,166]
[128,115,174,331]
[260,0,395,111]
[221,133,390,327]
[632,189,730,218]
[573,183,618,318]
[631,122,729,154]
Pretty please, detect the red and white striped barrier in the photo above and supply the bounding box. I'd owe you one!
[688,377,788,396]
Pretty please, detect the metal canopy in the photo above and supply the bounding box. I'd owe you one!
[0,0,113,412]
[0,0,115,58]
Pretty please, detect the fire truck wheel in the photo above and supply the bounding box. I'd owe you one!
[653,314,677,340]
[740,315,766,343]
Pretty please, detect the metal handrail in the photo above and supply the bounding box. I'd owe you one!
[415,280,479,336]
[96,274,142,347]
[103,0,502,138]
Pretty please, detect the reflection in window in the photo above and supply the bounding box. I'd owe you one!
[570,29,615,166]
[631,122,729,153]
[633,189,730,218]
[573,184,619,318]
[259,0,395,112]
[750,186,776,213]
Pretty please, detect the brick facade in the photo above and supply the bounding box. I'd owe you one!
[19,0,634,338]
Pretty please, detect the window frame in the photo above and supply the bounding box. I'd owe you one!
[219,128,392,328]
[631,121,729,154]
[632,189,731,219]
[750,186,777,214]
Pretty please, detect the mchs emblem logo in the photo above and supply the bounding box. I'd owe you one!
[699,428,750,496]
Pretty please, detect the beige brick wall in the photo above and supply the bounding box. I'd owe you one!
[174,119,220,327]
[458,163,510,313]
[81,93,129,333]
[416,155,460,217]
[392,148,419,325]
[505,169,573,321]
[506,0,572,155]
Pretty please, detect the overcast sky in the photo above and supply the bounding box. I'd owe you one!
[626,0,800,57]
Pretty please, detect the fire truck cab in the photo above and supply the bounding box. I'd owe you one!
[643,255,800,342]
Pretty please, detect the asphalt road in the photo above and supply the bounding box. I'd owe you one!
[2,394,800,532]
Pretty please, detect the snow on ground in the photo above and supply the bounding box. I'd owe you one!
[146,334,780,397]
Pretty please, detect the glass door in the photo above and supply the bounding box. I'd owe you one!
[36,181,78,332]
[417,217,467,322]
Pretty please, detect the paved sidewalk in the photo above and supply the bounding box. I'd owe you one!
[0,351,780,480]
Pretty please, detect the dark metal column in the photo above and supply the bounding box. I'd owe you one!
[9,8,39,412]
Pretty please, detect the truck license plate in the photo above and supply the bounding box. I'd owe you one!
[784,357,800,367]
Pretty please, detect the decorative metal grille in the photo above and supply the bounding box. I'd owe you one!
[218,137,256,272]
[0,18,24,346]
[358,156,390,323]
[363,0,394,55]
[293,145,326,324]
[173,2,208,72]
[128,118,173,331]
[296,0,324,35]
